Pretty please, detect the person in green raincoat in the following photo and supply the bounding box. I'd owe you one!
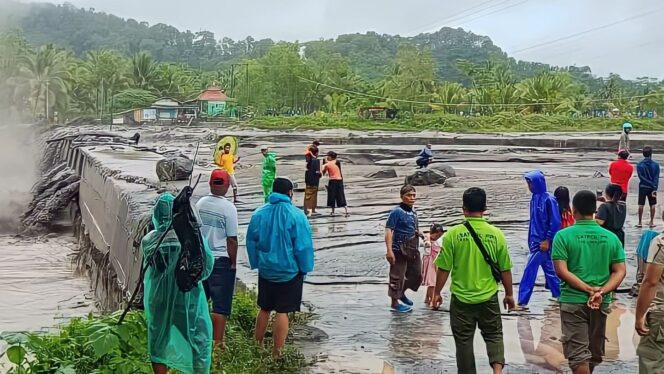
[141,193,215,374]
[261,146,277,203]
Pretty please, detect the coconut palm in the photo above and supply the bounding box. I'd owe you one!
[131,52,157,90]
[12,44,69,118]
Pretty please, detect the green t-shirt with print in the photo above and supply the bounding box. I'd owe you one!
[434,217,513,304]
[551,220,625,304]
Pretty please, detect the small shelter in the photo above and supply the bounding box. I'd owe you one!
[113,98,198,125]
[193,85,237,119]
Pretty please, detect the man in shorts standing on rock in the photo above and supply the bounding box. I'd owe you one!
[246,177,314,358]
[196,169,239,351]
[552,190,626,374]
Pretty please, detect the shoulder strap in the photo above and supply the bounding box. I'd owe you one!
[463,221,494,266]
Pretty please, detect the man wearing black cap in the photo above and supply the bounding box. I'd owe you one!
[246,177,315,358]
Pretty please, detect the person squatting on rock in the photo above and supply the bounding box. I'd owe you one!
[552,190,626,374]
[260,146,277,203]
[416,143,434,168]
[637,146,660,228]
[196,170,239,352]
[142,193,215,374]
[384,184,423,313]
[518,170,561,310]
[245,177,315,358]
[432,187,515,374]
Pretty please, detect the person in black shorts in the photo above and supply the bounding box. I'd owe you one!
[637,146,660,228]
[245,177,315,358]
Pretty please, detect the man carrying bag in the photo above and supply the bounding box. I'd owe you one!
[432,187,516,374]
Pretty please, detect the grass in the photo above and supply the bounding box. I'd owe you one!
[0,288,308,374]
[249,112,664,133]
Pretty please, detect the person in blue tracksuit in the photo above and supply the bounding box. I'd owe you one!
[518,170,561,309]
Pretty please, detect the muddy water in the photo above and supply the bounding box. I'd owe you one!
[215,136,644,373]
[0,235,94,333]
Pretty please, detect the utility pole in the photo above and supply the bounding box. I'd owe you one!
[45,80,49,122]
[246,63,250,108]
[100,78,104,121]
[230,64,235,97]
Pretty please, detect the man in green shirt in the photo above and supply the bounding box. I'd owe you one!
[433,187,515,374]
[260,146,277,203]
[552,190,626,374]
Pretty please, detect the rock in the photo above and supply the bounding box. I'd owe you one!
[365,168,397,179]
[443,177,460,188]
[156,155,194,182]
[430,163,456,178]
[404,169,448,186]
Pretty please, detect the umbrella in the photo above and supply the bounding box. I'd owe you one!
[213,135,239,162]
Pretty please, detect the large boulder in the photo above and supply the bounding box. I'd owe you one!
[156,155,194,182]
[365,168,398,179]
[430,163,456,178]
[404,169,448,186]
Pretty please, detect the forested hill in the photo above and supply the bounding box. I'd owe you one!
[1,1,592,83]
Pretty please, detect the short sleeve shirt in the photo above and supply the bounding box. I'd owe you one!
[434,218,512,304]
[196,195,238,259]
[647,234,664,312]
[323,161,342,180]
[218,153,235,175]
[385,206,417,252]
[552,220,625,304]
[595,201,626,233]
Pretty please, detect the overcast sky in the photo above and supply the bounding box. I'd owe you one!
[26,0,664,79]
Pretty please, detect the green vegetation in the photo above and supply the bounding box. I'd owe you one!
[1,289,307,374]
[0,1,662,128]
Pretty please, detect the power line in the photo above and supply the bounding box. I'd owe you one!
[511,7,664,55]
[455,0,531,26]
[297,75,662,107]
[405,0,504,35]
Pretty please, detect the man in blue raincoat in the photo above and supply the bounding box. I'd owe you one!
[142,193,215,374]
[246,177,314,358]
[517,170,561,309]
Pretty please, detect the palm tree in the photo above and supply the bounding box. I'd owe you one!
[431,82,467,114]
[517,71,573,114]
[131,52,157,90]
[13,44,69,118]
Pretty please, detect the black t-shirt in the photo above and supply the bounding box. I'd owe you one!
[305,158,321,187]
[596,201,627,239]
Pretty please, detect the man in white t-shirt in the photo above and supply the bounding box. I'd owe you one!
[196,169,239,350]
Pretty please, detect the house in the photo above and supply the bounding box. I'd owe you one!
[195,85,236,118]
[113,98,198,125]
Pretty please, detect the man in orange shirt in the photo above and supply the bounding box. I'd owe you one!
[215,143,240,203]
[608,150,634,202]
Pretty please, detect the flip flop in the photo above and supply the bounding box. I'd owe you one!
[649,224,657,228]
[636,224,643,228]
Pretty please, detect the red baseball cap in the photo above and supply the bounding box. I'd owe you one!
[210,169,230,187]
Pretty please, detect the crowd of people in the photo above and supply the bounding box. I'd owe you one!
[384,138,664,373]
[139,126,664,374]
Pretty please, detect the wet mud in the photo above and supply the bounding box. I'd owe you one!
[5,123,657,373]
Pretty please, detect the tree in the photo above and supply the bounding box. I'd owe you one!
[12,44,69,118]
[130,52,157,90]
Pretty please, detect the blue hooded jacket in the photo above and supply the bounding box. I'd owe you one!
[637,157,660,190]
[246,192,315,282]
[525,170,561,252]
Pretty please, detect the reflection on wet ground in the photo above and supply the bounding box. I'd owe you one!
[221,136,645,373]
[0,235,94,333]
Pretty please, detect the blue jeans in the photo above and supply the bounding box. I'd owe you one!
[203,257,236,316]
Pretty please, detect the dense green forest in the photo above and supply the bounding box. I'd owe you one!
[0,1,662,123]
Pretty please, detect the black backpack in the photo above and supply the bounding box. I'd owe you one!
[172,185,207,292]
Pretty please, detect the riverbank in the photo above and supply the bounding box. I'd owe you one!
[1,289,307,374]
[249,113,664,133]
